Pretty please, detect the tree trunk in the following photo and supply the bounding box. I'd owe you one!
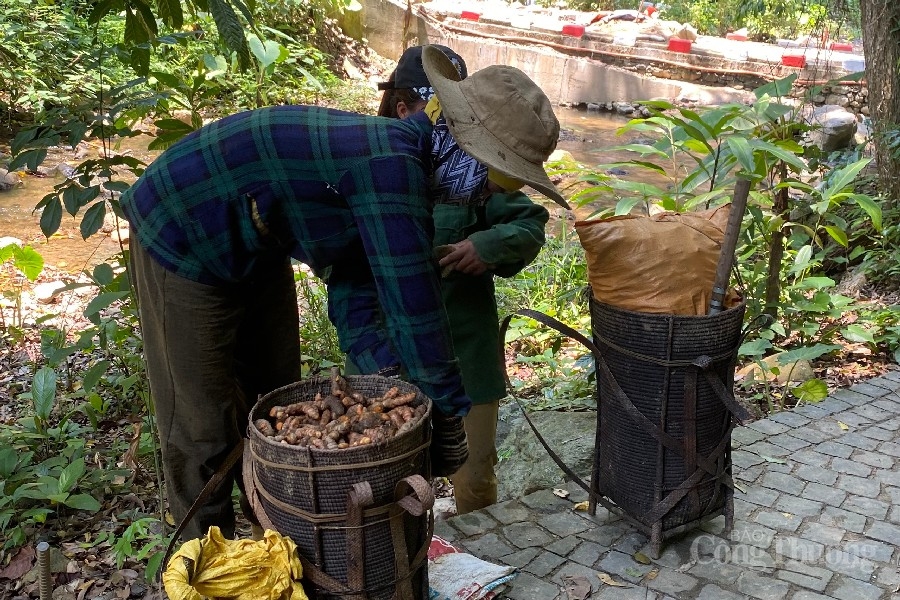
[860,0,900,205]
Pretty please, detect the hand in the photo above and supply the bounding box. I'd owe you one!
[430,409,469,477]
[437,240,489,276]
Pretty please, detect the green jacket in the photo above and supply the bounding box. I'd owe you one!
[433,191,548,404]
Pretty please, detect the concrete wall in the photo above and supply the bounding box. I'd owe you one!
[347,0,869,116]
[350,0,687,105]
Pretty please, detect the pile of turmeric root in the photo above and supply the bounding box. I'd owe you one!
[255,368,427,449]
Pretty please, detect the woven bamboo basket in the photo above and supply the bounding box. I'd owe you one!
[245,375,433,600]
[589,299,747,557]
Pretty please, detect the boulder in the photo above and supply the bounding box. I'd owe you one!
[496,404,596,501]
[0,168,20,192]
[804,104,858,152]
[736,355,815,384]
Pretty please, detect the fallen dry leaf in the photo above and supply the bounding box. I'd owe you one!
[633,551,651,565]
[121,421,142,474]
[597,572,629,587]
[643,567,660,581]
[837,421,849,431]
[553,488,570,498]
[0,545,35,580]
[573,501,590,511]
[562,574,591,600]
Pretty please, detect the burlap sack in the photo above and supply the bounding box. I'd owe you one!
[574,205,732,316]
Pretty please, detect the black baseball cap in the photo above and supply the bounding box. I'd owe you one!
[377,45,467,101]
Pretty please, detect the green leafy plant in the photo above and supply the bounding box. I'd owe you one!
[296,266,343,376]
[0,243,44,332]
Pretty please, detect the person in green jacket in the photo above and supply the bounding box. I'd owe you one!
[372,45,563,513]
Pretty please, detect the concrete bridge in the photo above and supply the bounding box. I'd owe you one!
[343,0,866,112]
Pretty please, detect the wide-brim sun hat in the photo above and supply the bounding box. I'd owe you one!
[421,45,570,209]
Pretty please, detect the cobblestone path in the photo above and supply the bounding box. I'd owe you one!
[435,373,900,599]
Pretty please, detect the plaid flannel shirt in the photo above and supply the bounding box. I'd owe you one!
[121,105,470,416]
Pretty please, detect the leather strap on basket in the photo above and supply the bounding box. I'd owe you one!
[347,482,375,600]
[498,309,746,522]
[159,439,246,581]
[245,455,433,599]
[389,475,434,600]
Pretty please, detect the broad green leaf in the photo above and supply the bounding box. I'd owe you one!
[609,179,667,197]
[791,378,828,402]
[13,245,44,281]
[726,136,755,174]
[249,35,284,69]
[131,0,159,37]
[821,159,871,205]
[842,324,875,344]
[208,0,251,70]
[776,344,841,364]
[153,119,195,133]
[230,0,255,23]
[610,144,669,158]
[796,276,835,289]
[626,160,667,175]
[614,197,641,215]
[748,139,806,171]
[739,338,772,357]
[823,225,848,247]
[84,292,130,324]
[64,494,101,511]
[677,122,714,152]
[88,0,118,23]
[93,263,115,285]
[102,181,130,193]
[754,74,798,100]
[124,7,149,44]
[80,202,107,240]
[62,186,82,217]
[32,367,57,421]
[852,194,882,231]
[40,197,63,238]
[145,551,166,583]
[157,0,184,28]
[638,99,677,111]
[9,148,48,172]
[682,189,729,211]
[294,65,325,92]
[82,360,111,394]
[203,54,229,78]
[0,448,17,478]
[793,244,813,272]
[59,459,85,493]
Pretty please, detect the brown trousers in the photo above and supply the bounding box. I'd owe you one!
[450,402,499,514]
[129,240,301,540]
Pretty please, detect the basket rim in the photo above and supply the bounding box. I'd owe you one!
[248,375,433,453]
[591,298,746,320]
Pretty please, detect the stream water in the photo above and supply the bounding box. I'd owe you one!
[0,108,658,273]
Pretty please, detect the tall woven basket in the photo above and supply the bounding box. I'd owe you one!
[589,299,748,557]
[245,375,433,600]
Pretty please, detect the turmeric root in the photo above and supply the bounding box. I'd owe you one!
[265,377,426,449]
[256,419,276,437]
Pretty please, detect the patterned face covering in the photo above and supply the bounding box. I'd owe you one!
[425,96,489,207]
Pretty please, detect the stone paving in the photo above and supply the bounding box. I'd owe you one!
[434,373,900,599]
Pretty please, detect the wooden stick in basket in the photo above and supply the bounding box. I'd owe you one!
[708,177,752,315]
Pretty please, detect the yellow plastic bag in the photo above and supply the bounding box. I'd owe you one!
[163,526,308,600]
